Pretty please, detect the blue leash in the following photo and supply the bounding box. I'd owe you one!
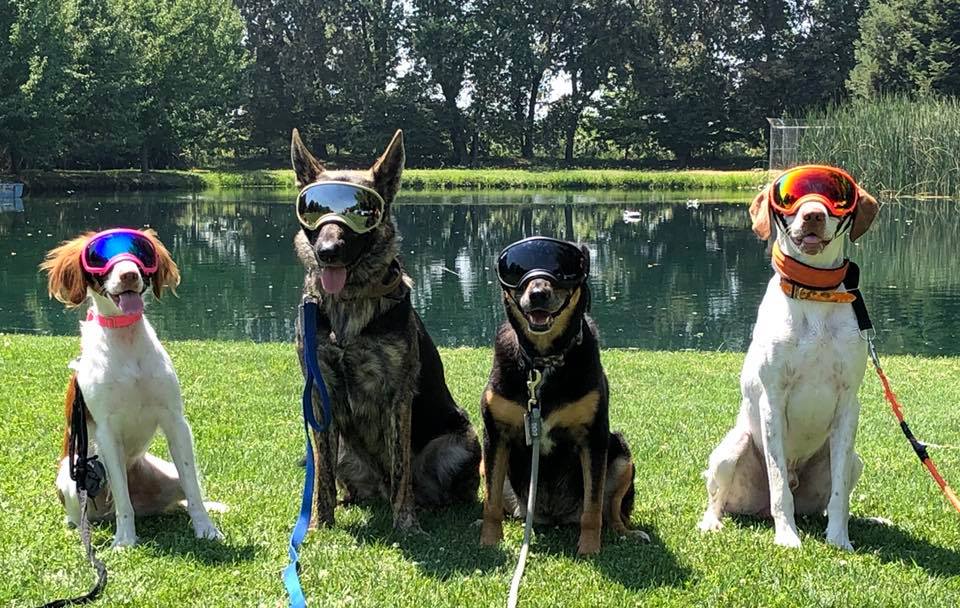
[283,298,333,608]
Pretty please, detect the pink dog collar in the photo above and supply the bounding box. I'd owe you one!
[86,309,143,328]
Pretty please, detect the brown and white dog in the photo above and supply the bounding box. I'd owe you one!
[699,175,879,550]
[42,231,223,548]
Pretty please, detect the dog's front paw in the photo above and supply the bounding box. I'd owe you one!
[192,516,224,541]
[698,511,724,532]
[111,531,138,550]
[393,509,423,534]
[773,528,802,549]
[479,519,503,546]
[826,527,854,552]
[576,529,602,555]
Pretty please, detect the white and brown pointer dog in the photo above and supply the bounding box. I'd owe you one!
[698,175,879,550]
[43,231,223,548]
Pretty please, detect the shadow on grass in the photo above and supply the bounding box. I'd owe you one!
[341,501,510,579]
[342,502,690,590]
[129,512,258,565]
[851,517,960,576]
[728,513,960,577]
[523,524,691,591]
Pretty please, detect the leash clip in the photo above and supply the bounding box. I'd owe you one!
[524,369,543,447]
[525,369,543,412]
[860,328,881,369]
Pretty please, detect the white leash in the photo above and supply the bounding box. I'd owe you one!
[507,369,543,608]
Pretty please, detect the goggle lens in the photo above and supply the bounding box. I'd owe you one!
[83,230,157,274]
[297,182,385,233]
[771,166,858,216]
[497,237,587,289]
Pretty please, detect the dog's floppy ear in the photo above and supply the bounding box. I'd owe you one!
[850,188,879,242]
[371,129,404,204]
[290,128,325,187]
[40,233,93,307]
[748,187,772,240]
[142,229,180,299]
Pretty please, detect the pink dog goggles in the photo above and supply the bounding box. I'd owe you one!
[81,229,158,275]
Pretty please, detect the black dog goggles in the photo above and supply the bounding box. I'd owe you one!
[496,237,588,290]
[296,181,385,233]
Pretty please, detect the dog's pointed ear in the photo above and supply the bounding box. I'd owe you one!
[40,234,92,307]
[290,128,324,187]
[143,230,180,299]
[748,187,772,240]
[371,129,404,204]
[850,188,879,242]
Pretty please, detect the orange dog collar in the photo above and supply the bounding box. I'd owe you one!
[772,243,855,304]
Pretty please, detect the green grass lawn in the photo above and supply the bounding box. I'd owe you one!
[3,335,960,607]
[8,168,771,194]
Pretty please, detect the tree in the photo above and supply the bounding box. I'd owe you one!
[236,0,336,158]
[848,0,960,98]
[554,0,634,162]
[62,0,140,168]
[408,0,481,164]
[118,0,248,171]
[0,0,78,170]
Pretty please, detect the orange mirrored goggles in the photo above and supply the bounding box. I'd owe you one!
[769,165,860,217]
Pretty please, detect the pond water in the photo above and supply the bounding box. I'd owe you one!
[1,190,958,355]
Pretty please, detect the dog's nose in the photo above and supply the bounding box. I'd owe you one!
[528,280,552,307]
[316,241,342,264]
[119,270,140,283]
[801,209,826,223]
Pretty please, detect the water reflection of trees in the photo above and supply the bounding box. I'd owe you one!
[398,201,770,350]
[4,194,960,354]
[1,195,304,342]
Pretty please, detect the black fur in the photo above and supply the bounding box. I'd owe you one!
[480,278,636,554]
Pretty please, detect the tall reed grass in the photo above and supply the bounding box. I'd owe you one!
[798,96,960,198]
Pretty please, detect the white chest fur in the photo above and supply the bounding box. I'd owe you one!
[743,276,867,464]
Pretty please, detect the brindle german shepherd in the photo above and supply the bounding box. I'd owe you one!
[291,129,481,531]
[479,257,643,554]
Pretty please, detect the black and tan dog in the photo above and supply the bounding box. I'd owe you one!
[479,238,642,554]
[291,129,480,531]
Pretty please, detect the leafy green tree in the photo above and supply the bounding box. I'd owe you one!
[0,0,78,170]
[553,0,635,162]
[62,0,140,168]
[848,0,960,98]
[118,0,248,170]
[408,0,481,164]
[236,0,336,158]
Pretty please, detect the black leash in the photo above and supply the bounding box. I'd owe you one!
[40,378,107,608]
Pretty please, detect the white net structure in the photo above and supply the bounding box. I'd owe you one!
[766,118,831,170]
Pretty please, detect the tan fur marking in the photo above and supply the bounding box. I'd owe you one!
[577,449,604,555]
[484,389,524,428]
[607,460,634,535]
[545,389,600,430]
[60,373,92,460]
[480,443,509,546]
[508,287,582,352]
[142,230,180,298]
[41,233,94,307]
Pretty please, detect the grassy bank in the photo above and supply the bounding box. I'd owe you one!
[3,335,960,607]
[799,96,960,198]
[6,168,770,194]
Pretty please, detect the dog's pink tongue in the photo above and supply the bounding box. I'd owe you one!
[118,291,144,315]
[319,267,348,295]
[802,235,821,245]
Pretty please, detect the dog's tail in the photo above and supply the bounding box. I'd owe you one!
[413,430,482,508]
